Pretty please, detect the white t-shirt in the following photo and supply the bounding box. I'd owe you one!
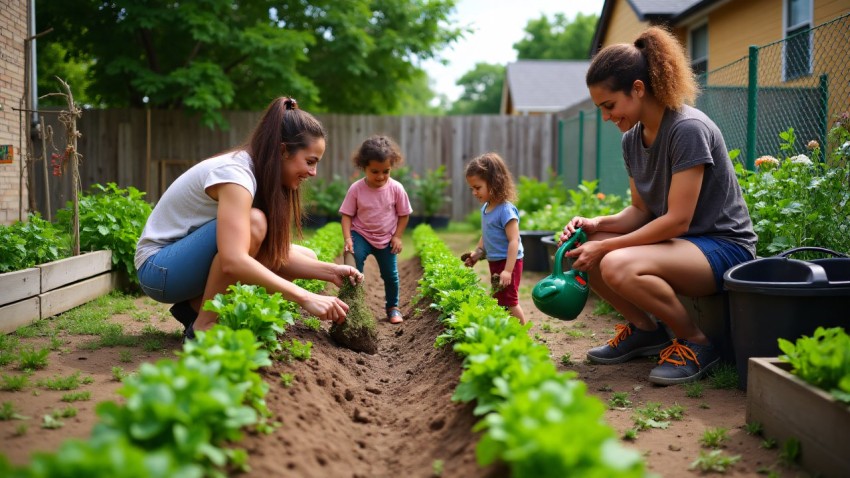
[134,150,256,269]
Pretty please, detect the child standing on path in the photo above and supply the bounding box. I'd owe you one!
[340,135,413,324]
[462,152,527,325]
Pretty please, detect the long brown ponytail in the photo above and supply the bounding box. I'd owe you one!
[247,97,327,269]
[586,26,698,109]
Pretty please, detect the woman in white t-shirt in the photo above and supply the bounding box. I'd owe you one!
[135,97,362,338]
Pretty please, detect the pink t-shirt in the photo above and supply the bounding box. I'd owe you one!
[339,178,413,248]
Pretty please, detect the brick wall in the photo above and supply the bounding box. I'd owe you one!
[0,0,28,225]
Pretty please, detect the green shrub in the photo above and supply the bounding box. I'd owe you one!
[736,128,850,257]
[56,183,152,284]
[0,213,68,273]
[516,174,566,215]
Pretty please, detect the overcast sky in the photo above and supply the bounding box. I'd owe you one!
[421,0,606,102]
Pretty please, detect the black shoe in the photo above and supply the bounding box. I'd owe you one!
[648,339,720,385]
[169,301,198,329]
[182,321,196,343]
[586,322,671,365]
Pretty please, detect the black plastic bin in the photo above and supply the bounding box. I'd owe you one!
[519,230,556,272]
[724,247,850,390]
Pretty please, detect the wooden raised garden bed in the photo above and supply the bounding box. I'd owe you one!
[746,357,850,477]
[0,250,117,333]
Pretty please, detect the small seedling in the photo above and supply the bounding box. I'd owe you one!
[61,391,91,402]
[779,438,800,466]
[53,406,77,419]
[623,428,638,441]
[689,450,741,472]
[48,335,64,351]
[0,350,15,367]
[432,459,444,477]
[760,438,777,449]
[608,392,632,409]
[0,374,29,392]
[280,339,312,362]
[111,366,128,381]
[17,346,50,370]
[300,317,322,331]
[699,403,711,409]
[41,414,63,429]
[566,329,587,338]
[38,372,82,391]
[540,323,553,333]
[279,373,295,388]
[560,353,573,366]
[119,350,133,363]
[744,421,763,436]
[700,427,729,448]
[533,333,546,343]
[683,381,704,398]
[81,376,94,385]
[14,424,28,436]
[0,402,28,420]
[632,402,684,430]
[597,384,613,392]
[709,363,739,389]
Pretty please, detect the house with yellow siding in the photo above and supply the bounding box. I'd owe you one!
[591,0,849,163]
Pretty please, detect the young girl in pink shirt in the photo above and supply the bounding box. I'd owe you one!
[339,135,413,324]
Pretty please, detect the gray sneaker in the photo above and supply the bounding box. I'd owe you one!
[586,323,672,365]
[648,339,720,385]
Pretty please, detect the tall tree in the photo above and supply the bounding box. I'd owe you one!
[448,63,504,115]
[36,0,461,125]
[513,12,598,60]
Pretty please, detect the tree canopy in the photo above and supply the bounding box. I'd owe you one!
[513,12,598,60]
[36,0,461,125]
[448,63,504,115]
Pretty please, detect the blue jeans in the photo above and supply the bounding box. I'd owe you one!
[351,230,399,309]
[680,236,754,292]
[137,219,218,303]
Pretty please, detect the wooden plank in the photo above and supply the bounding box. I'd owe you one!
[39,271,118,319]
[0,297,40,334]
[38,250,113,293]
[747,357,850,478]
[0,268,40,307]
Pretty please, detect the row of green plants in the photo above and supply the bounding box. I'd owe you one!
[0,222,345,477]
[303,165,452,219]
[0,183,151,283]
[412,224,645,477]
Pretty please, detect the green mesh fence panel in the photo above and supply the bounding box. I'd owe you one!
[562,115,581,189]
[697,57,750,166]
[597,117,630,196]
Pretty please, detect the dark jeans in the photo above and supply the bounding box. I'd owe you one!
[351,230,399,309]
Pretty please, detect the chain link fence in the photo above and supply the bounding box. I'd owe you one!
[558,12,850,190]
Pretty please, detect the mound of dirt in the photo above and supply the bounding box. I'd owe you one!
[329,280,379,355]
[240,257,506,478]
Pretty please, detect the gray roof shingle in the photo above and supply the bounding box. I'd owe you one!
[506,60,591,113]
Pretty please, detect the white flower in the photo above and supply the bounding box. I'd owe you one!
[789,154,812,166]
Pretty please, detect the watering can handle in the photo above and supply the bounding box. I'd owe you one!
[553,228,588,279]
[776,247,848,259]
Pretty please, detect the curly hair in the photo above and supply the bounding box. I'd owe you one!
[352,135,403,169]
[465,152,516,204]
[586,26,698,109]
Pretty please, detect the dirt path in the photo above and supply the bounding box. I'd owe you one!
[240,257,505,478]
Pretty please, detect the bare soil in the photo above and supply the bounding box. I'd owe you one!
[0,235,811,477]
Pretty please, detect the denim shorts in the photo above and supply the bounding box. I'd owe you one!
[137,219,218,303]
[680,236,754,292]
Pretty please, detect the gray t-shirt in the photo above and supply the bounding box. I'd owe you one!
[622,105,757,257]
[134,150,257,269]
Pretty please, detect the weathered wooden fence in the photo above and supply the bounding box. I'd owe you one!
[31,109,557,221]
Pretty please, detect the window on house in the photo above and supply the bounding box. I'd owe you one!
[785,0,812,80]
[690,24,708,77]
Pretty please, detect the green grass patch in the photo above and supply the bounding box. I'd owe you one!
[709,363,739,389]
[0,374,29,391]
[18,346,50,370]
[53,291,136,335]
[37,371,82,391]
[61,391,92,402]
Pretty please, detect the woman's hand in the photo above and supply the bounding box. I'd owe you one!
[331,264,363,287]
[559,216,599,244]
[390,236,403,255]
[564,240,607,272]
[302,293,349,324]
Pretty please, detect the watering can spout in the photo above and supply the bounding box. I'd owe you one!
[531,229,590,321]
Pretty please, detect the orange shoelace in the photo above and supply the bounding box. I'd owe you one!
[607,323,633,347]
[657,339,700,367]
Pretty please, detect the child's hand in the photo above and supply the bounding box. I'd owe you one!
[390,236,403,254]
[461,251,476,267]
[499,270,512,288]
[344,237,354,253]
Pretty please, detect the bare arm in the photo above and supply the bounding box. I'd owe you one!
[390,215,409,254]
[500,219,520,286]
[341,214,354,253]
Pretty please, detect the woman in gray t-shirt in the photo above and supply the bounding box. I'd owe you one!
[558,27,756,386]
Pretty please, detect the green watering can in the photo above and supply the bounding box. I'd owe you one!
[531,228,589,320]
